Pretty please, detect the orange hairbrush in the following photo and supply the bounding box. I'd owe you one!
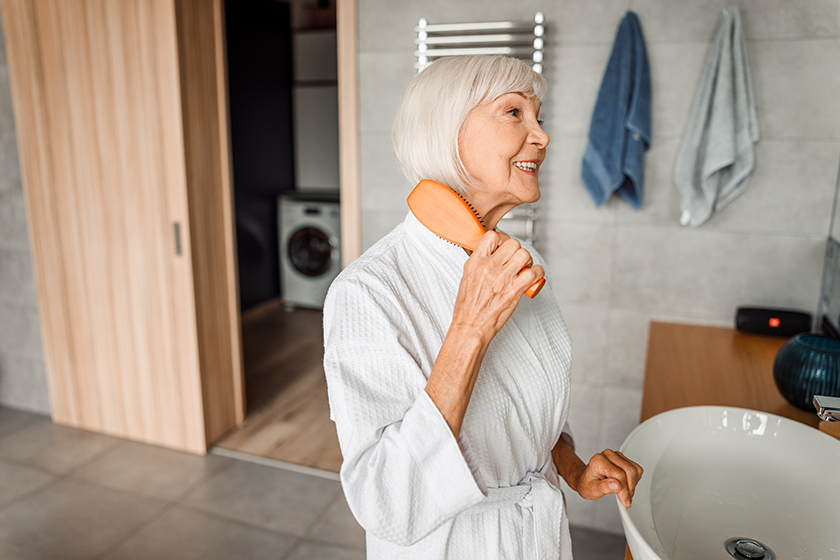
[407,179,545,298]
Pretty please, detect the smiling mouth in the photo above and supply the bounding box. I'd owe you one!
[513,161,538,173]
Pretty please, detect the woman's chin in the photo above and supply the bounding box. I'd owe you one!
[519,184,541,204]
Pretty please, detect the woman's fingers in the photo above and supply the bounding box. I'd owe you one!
[474,230,510,256]
[577,450,644,508]
[593,477,622,500]
[510,246,534,269]
[470,234,537,287]
[603,449,644,501]
[478,233,521,264]
[476,233,537,276]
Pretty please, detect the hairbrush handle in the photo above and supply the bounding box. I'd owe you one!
[524,277,545,298]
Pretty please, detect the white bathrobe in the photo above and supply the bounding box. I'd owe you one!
[323,211,574,559]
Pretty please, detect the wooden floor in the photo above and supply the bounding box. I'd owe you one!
[212,299,343,473]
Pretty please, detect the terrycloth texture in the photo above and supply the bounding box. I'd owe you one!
[323,211,574,560]
[674,6,759,227]
[581,11,651,209]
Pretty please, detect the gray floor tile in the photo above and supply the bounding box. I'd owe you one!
[0,458,55,507]
[102,505,298,560]
[0,417,119,474]
[306,494,365,550]
[181,460,342,536]
[0,478,167,560]
[71,439,234,501]
[285,541,366,560]
[0,405,42,439]
[569,524,627,560]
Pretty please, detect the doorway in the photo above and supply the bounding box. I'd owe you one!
[211,0,359,474]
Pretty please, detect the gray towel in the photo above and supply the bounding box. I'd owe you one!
[674,6,759,227]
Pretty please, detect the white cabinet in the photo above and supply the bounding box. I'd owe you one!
[293,30,340,192]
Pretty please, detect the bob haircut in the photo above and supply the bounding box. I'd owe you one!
[392,55,547,196]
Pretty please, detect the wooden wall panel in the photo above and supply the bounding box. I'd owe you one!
[0,0,229,454]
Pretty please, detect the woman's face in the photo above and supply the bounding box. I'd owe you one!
[458,92,549,228]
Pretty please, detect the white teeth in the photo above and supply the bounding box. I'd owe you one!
[514,161,537,172]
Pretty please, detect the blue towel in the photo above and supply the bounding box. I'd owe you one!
[581,12,651,209]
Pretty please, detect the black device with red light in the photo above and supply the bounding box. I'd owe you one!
[735,307,812,337]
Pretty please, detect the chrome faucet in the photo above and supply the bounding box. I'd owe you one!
[813,395,840,422]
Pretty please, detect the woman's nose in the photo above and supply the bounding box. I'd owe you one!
[530,121,549,149]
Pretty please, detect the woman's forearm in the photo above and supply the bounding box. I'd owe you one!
[424,324,490,437]
[551,436,586,492]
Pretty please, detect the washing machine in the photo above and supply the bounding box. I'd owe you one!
[278,193,341,309]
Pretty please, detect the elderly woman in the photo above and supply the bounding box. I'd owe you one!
[323,55,642,559]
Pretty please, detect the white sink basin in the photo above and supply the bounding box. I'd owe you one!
[618,406,840,560]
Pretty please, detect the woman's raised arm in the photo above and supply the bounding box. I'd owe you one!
[424,230,544,436]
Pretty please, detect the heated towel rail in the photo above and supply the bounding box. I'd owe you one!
[414,13,546,74]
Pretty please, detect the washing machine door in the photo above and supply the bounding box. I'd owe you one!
[287,226,334,277]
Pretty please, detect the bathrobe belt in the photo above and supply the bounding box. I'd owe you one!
[464,466,564,560]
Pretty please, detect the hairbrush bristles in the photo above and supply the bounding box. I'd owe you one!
[453,190,485,228]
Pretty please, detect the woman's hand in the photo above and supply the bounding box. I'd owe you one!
[425,230,544,437]
[571,450,644,508]
[451,230,545,344]
[552,437,644,508]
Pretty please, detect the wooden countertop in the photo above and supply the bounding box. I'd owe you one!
[640,322,819,428]
[623,321,827,560]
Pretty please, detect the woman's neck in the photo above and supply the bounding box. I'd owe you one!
[465,191,517,232]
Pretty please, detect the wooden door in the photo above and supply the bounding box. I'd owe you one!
[1,0,241,454]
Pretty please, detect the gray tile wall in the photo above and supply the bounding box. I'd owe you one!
[0,12,49,415]
[357,0,840,533]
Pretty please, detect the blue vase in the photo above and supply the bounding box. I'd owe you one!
[773,333,840,411]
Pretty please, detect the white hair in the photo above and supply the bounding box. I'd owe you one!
[391,55,547,196]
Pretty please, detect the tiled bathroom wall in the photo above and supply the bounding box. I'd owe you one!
[357,0,840,533]
[0,12,48,415]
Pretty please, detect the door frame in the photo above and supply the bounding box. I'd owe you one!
[337,0,361,266]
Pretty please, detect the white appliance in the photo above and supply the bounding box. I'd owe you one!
[278,195,341,309]
[292,29,339,193]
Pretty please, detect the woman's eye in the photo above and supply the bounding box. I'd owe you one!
[537,119,545,127]
[507,108,520,118]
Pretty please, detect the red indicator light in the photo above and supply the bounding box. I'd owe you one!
[769,318,780,328]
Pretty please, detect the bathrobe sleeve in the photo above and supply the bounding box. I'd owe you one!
[323,276,486,546]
